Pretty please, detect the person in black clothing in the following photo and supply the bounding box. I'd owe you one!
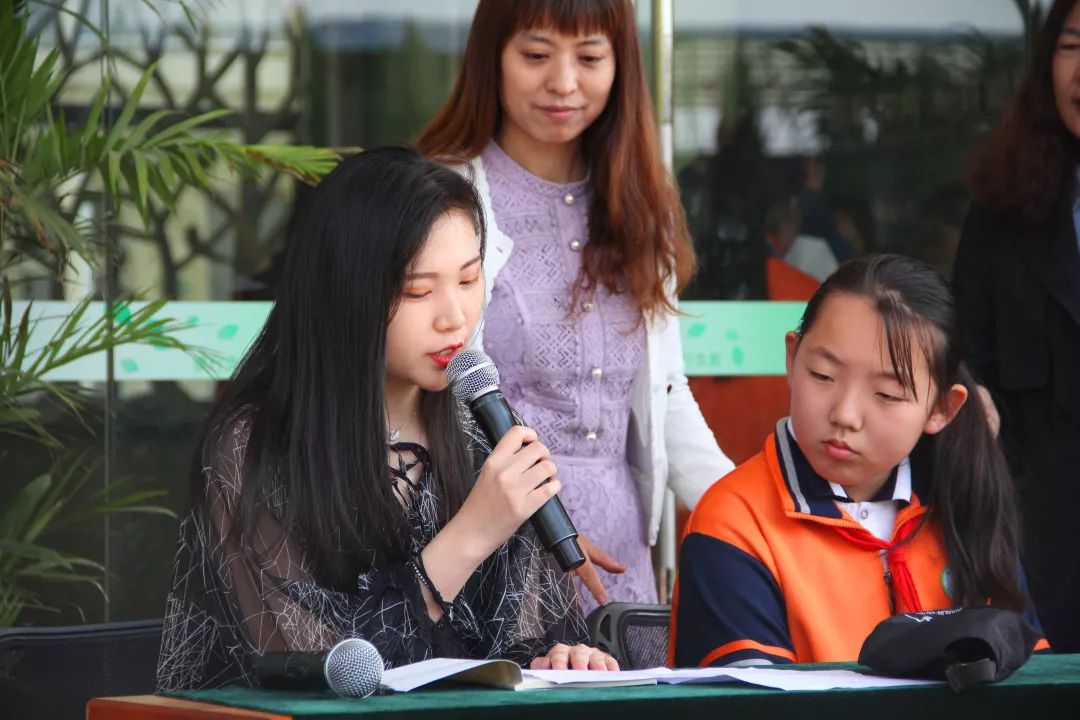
[955,0,1080,652]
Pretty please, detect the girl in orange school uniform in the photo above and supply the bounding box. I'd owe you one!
[670,254,1048,667]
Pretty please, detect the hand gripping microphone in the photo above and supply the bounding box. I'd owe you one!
[253,637,384,698]
[446,348,586,572]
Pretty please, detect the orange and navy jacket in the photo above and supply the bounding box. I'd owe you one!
[669,420,1049,667]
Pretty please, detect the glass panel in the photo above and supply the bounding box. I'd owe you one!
[675,1,1029,294]
[4,0,482,626]
[672,1,1028,463]
[307,1,479,147]
[9,0,1037,627]
[99,0,479,622]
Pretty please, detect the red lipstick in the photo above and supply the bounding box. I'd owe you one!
[429,344,463,369]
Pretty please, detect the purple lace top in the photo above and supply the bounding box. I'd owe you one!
[480,142,656,613]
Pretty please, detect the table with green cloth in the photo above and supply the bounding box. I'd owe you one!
[156,654,1080,719]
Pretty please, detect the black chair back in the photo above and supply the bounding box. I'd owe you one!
[0,619,163,720]
[586,603,671,670]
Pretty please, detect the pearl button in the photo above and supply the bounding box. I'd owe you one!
[583,301,594,312]
[563,192,576,205]
[569,239,582,251]
[585,430,597,442]
[590,366,603,379]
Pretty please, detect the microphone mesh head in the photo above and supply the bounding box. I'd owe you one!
[446,348,500,403]
[324,637,383,698]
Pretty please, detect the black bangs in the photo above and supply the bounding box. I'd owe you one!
[876,288,942,403]
[508,0,621,41]
[799,254,954,404]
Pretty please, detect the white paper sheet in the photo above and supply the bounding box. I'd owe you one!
[380,658,658,692]
[382,658,497,692]
[521,669,659,685]
[645,666,944,691]
[381,658,944,693]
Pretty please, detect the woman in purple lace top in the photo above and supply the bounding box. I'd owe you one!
[418,0,735,615]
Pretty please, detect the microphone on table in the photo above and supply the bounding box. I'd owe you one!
[253,637,384,698]
[446,348,586,572]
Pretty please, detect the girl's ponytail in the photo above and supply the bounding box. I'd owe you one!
[916,363,1024,610]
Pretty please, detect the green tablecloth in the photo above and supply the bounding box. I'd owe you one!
[164,654,1080,720]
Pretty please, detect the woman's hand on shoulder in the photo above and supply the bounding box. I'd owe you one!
[530,643,619,671]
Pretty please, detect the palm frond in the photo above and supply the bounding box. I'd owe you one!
[0,286,217,439]
[0,453,175,625]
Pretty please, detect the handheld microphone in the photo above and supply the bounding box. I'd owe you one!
[253,637,383,698]
[446,348,586,572]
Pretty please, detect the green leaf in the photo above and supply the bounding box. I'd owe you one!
[0,474,52,539]
[156,151,178,187]
[0,538,69,565]
[144,108,233,149]
[181,1,198,32]
[77,79,112,154]
[15,557,101,577]
[107,151,122,197]
[181,147,211,187]
[0,406,41,430]
[119,108,176,153]
[5,302,33,384]
[240,144,341,184]
[1,283,12,350]
[148,166,175,208]
[101,63,157,154]
[133,151,151,217]
[100,505,176,518]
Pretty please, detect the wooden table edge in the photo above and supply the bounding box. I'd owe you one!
[87,694,292,720]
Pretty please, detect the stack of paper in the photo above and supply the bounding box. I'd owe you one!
[382,658,657,692]
[644,666,942,691]
[380,658,944,693]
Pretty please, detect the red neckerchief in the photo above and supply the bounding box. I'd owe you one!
[832,515,923,613]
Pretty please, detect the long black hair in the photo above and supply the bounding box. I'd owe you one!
[796,254,1024,610]
[191,146,486,590]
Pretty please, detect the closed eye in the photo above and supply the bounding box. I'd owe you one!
[809,371,831,382]
[460,276,480,287]
[876,391,904,402]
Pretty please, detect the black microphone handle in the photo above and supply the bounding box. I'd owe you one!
[470,390,586,572]
[254,651,330,691]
